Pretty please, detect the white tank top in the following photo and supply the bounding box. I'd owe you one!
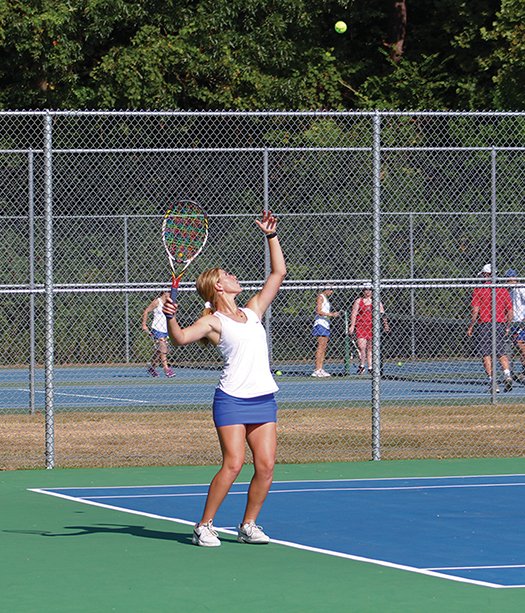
[213,307,278,398]
[511,286,525,322]
[314,294,331,329]
[151,298,168,333]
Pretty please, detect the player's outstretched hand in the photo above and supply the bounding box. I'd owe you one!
[255,210,277,235]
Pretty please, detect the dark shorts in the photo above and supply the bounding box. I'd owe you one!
[212,388,278,428]
[312,324,330,337]
[476,323,507,357]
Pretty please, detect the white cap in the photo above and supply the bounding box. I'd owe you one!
[479,264,493,275]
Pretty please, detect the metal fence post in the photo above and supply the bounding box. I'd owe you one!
[263,148,273,364]
[124,214,130,363]
[491,147,497,403]
[372,112,382,461]
[44,113,55,469]
[409,212,416,360]
[28,150,36,415]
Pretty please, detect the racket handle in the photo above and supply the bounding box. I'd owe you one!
[166,281,179,320]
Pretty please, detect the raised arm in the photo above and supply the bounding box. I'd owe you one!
[247,211,286,318]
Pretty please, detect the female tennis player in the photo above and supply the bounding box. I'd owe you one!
[163,211,286,547]
[311,288,340,377]
[348,284,389,375]
[141,291,175,378]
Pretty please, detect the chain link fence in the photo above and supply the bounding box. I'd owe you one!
[1,110,525,469]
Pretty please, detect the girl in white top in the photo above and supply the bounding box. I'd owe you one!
[141,291,175,378]
[163,211,286,548]
[312,288,339,377]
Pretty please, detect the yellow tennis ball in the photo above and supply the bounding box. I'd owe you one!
[397,362,403,367]
[335,21,347,34]
[275,370,283,376]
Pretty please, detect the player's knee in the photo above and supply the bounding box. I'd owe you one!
[254,459,275,481]
[223,458,244,477]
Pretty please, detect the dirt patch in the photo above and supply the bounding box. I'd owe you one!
[2,404,524,469]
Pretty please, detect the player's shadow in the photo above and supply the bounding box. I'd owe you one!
[4,523,197,545]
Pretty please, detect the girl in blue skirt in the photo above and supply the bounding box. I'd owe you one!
[164,211,286,547]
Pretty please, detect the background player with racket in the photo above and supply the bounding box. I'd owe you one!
[163,210,286,547]
[348,283,389,375]
[141,290,175,378]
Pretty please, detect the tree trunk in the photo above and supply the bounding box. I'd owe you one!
[388,0,407,63]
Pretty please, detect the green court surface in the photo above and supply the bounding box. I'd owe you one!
[3,458,525,613]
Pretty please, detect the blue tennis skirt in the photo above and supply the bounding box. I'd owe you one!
[213,388,278,427]
[312,324,330,337]
[151,328,169,340]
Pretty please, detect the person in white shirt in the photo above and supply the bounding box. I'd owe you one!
[506,269,525,383]
[311,288,339,377]
[163,211,286,548]
[141,291,175,378]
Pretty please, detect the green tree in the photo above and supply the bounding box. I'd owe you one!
[0,0,522,110]
[480,0,525,109]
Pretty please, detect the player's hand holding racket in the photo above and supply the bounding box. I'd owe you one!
[161,200,208,320]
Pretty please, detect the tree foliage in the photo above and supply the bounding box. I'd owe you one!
[0,0,522,110]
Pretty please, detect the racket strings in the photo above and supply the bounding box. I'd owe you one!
[163,207,208,264]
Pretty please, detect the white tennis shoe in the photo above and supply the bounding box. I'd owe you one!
[311,369,330,378]
[237,522,270,544]
[192,521,221,547]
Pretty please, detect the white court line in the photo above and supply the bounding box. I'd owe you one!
[429,564,525,570]
[28,482,525,590]
[14,387,150,404]
[80,481,525,500]
[34,473,525,491]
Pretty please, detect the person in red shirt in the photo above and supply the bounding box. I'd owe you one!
[467,264,513,392]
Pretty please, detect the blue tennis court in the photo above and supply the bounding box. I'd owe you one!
[32,474,525,588]
[3,363,525,410]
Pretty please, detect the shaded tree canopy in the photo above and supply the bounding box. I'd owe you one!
[0,0,522,110]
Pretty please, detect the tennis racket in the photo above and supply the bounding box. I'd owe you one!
[162,200,208,319]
